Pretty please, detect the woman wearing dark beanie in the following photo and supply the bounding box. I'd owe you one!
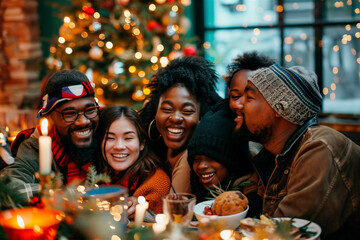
[187,99,262,217]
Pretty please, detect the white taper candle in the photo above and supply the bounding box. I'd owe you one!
[39,118,52,174]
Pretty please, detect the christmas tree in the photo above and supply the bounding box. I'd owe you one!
[45,0,195,108]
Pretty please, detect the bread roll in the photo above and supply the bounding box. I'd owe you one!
[212,190,248,216]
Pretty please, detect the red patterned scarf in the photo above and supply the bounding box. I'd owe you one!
[37,126,91,184]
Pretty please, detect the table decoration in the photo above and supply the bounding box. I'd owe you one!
[39,118,52,175]
[152,214,169,234]
[0,206,64,240]
[0,133,5,146]
[135,196,149,227]
[74,185,128,239]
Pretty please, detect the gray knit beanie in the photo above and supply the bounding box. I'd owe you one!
[248,64,322,125]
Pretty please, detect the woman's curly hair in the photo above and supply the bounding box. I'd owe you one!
[138,56,221,164]
[139,56,221,133]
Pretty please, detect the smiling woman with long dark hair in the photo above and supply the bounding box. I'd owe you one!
[95,105,170,219]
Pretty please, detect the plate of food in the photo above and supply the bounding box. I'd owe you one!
[240,215,321,240]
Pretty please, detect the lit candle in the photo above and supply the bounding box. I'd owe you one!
[0,207,64,240]
[134,196,149,227]
[220,230,236,240]
[39,118,52,174]
[5,126,9,138]
[0,133,5,146]
[152,214,168,234]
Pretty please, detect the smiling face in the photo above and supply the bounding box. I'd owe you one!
[49,97,98,148]
[102,117,144,172]
[155,85,200,154]
[229,70,253,130]
[192,155,228,190]
[242,81,276,144]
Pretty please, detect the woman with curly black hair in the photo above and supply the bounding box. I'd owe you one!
[139,56,221,194]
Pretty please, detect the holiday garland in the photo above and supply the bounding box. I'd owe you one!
[46,0,197,108]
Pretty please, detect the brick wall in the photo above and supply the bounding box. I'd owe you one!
[0,0,41,108]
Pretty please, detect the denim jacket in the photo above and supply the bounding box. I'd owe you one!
[254,117,360,239]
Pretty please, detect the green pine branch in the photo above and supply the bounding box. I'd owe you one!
[84,166,111,187]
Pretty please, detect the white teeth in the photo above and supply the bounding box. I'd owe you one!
[112,154,128,158]
[73,129,91,136]
[201,173,215,178]
[167,128,184,134]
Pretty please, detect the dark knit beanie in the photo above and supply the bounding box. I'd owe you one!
[37,70,95,118]
[45,69,90,95]
[187,100,240,170]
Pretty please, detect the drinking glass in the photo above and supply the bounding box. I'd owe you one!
[163,193,196,228]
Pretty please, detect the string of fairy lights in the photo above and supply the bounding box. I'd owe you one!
[206,0,360,102]
[46,0,359,105]
[46,0,193,106]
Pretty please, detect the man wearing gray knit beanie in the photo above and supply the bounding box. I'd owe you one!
[234,64,360,239]
[1,70,99,198]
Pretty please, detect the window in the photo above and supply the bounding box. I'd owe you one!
[198,0,360,115]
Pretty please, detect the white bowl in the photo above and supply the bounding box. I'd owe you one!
[194,200,249,229]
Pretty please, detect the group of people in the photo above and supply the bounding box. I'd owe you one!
[1,52,359,239]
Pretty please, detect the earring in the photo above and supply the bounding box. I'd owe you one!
[148,119,161,141]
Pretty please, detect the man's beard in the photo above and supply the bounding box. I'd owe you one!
[61,134,97,166]
[233,120,272,145]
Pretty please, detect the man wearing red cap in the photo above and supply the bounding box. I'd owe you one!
[1,70,99,198]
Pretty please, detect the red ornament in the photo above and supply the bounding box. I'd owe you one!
[82,5,95,16]
[183,46,197,56]
[147,20,163,32]
[29,196,45,208]
[167,0,176,3]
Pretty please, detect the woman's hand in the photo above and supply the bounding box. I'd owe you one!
[127,196,138,220]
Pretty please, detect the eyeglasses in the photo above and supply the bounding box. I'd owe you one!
[55,106,99,123]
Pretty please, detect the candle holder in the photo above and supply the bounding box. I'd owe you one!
[34,171,60,208]
[0,207,65,240]
[74,185,129,239]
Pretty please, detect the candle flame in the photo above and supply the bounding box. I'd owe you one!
[41,118,49,136]
[138,196,145,204]
[155,214,168,224]
[220,230,234,240]
[17,215,25,229]
[5,126,9,132]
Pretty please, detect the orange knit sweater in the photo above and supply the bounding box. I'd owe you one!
[133,168,170,214]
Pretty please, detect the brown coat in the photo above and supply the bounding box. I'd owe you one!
[256,122,360,239]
